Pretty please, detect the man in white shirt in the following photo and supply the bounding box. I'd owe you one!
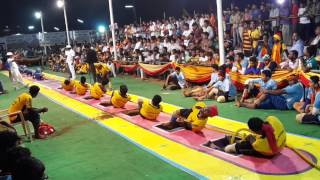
[65,45,76,80]
[202,20,214,40]
[269,3,279,30]
[6,52,26,89]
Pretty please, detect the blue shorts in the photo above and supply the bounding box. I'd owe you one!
[257,95,288,110]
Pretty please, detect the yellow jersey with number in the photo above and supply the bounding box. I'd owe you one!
[90,82,104,99]
[75,81,89,96]
[8,93,32,122]
[252,116,286,156]
[186,102,208,132]
[62,80,74,91]
[140,100,162,120]
[111,91,131,108]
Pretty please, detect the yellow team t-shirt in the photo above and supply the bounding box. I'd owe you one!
[95,63,110,78]
[252,116,286,156]
[75,81,89,96]
[62,80,74,91]
[140,100,162,120]
[8,93,32,122]
[90,82,104,99]
[111,91,131,108]
[186,102,208,132]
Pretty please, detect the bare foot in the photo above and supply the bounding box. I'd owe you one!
[235,100,241,108]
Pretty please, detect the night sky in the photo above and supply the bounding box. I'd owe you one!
[0,0,259,36]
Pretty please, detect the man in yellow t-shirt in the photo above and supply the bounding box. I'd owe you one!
[60,79,74,91]
[100,85,131,108]
[8,85,48,139]
[85,79,109,100]
[95,63,110,83]
[161,102,218,132]
[73,76,90,96]
[138,95,163,121]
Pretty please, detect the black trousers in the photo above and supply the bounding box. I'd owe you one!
[89,63,97,83]
[0,81,4,92]
[12,110,40,137]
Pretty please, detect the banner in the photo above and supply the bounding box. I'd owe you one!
[175,64,213,83]
[139,63,172,76]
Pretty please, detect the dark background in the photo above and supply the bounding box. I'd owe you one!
[0,0,269,36]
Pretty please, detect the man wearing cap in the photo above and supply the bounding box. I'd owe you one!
[161,102,218,133]
[65,45,76,80]
[271,34,287,64]
[259,54,277,72]
[6,52,26,90]
[237,75,304,111]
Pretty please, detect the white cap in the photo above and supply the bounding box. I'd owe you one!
[66,45,72,49]
[6,52,13,56]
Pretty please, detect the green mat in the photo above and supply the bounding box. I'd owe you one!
[47,70,320,139]
[0,73,195,180]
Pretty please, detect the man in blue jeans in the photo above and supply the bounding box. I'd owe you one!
[237,75,304,110]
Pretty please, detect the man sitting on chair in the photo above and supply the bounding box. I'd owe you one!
[8,85,48,139]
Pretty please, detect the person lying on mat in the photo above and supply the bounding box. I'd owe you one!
[236,75,303,110]
[161,102,218,132]
[183,64,219,97]
[296,76,320,125]
[85,79,109,100]
[239,69,277,103]
[223,116,286,156]
[138,95,163,121]
[194,70,236,103]
[100,85,131,108]
[127,95,163,121]
[72,76,90,96]
[59,79,74,91]
[8,85,48,139]
[163,67,187,90]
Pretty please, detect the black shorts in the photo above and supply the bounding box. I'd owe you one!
[217,90,229,101]
[302,114,320,125]
[235,141,260,156]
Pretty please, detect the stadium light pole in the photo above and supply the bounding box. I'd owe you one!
[124,5,137,24]
[57,0,71,46]
[108,0,117,61]
[216,0,225,65]
[34,11,47,56]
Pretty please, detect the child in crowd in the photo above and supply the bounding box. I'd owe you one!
[232,52,248,74]
[160,102,218,132]
[245,56,260,75]
[258,54,278,72]
[100,85,131,108]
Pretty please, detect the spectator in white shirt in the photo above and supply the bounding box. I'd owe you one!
[65,45,76,80]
